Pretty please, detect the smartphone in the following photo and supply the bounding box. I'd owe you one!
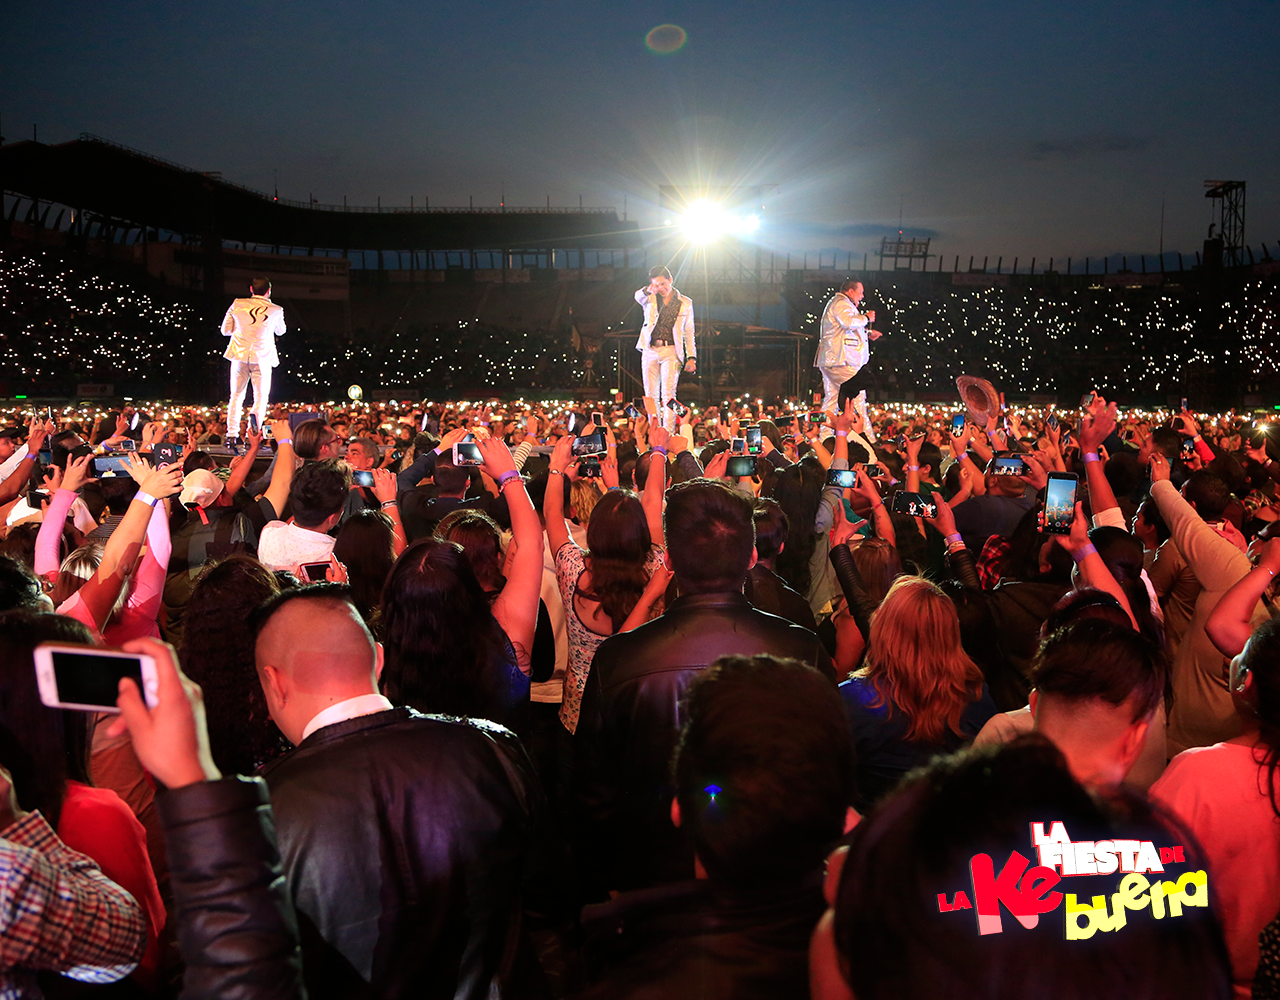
[571,432,607,457]
[591,410,605,427]
[46,405,55,422]
[807,411,828,425]
[774,416,795,429]
[249,413,259,434]
[726,455,758,478]
[352,470,375,488]
[263,423,275,439]
[865,464,887,479]
[891,491,939,519]
[745,426,763,454]
[452,441,483,466]
[1047,414,1060,431]
[1043,473,1079,535]
[151,442,181,466]
[667,398,690,417]
[1180,438,1197,458]
[38,449,52,465]
[624,404,642,420]
[827,468,858,488]
[116,438,137,452]
[730,437,747,454]
[34,643,158,713]
[28,490,49,507]
[989,456,1028,477]
[1080,391,1097,408]
[951,413,966,436]
[578,456,602,478]
[93,455,131,475]
[1181,397,1188,412]
[300,561,331,583]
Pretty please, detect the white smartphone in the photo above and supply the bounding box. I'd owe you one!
[34,643,159,713]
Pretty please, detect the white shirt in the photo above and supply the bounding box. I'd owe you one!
[222,294,286,367]
[257,521,336,571]
[0,444,29,485]
[815,292,871,369]
[301,693,393,742]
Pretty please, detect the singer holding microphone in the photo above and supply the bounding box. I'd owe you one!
[634,265,696,431]
[814,278,882,432]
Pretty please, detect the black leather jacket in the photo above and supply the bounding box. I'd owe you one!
[571,593,835,898]
[157,776,303,1000]
[259,707,564,1000]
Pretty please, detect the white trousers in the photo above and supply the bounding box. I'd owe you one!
[642,346,682,431]
[228,361,271,439]
[818,364,860,412]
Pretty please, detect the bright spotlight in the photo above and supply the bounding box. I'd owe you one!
[678,201,761,243]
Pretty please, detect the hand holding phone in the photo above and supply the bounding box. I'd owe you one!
[35,643,159,714]
[1042,473,1079,535]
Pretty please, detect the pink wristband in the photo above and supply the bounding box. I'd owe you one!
[1083,453,1100,464]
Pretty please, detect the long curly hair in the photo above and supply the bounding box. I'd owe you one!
[859,576,986,743]
[179,555,288,774]
[379,538,516,719]
[580,489,651,633]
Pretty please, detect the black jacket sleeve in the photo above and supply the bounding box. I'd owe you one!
[828,542,874,644]
[157,776,304,1000]
[945,541,983,591]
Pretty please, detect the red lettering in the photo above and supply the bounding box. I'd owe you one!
[1160,847,1175,864]
[1173,846,1185,863]
[938,893,953,912]
[969,853,1064,935]
[953,891,972,910]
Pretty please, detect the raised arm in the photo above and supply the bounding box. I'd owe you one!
[643,427,673,547]
[370,468,407,557]
[261,420,296,519]
[35,456,91,581]
[0,419,49,505]
[1078,400,1122,524]
[545,435,576,559]
[1053,501,1137,628]
[481,436,544,675]
[222,429,263,499]
[1205,531,1280,657]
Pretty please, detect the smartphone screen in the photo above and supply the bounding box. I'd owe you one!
[726,455,757,478]
[352,470,375,487]
[666,399,689,417]
[301,562,331,583]
[1080,391,1097,408]
[1043,474,1079,535]
[730,437,747,454]
[951,413,966,435]
[592,411,605,427]
[578,456,602,478]
[745,426,762,454]
[808,412,828,425]
[453,441,483,466]
[775,416,795,429]
[989,456,1028,477]
[891,491,939,519]
[624,404,641,420]
[130,411,140,431]
[249,413,259,433]
[827,468,857,488]
[865,464,886,479]
[40,648,143,711]
[93,455,130,475]
[1047,414,1059,431]
[117,438,137,452]
[571,432,606,457]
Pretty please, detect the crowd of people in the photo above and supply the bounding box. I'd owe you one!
[2,380,1280,998]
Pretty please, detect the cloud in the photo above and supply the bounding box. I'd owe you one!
[1027,135,1150,161]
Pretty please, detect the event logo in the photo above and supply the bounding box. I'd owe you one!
[934,822,1209,940]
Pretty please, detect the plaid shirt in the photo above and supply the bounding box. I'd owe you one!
[976,535,1012,589]
[0,811,145,999]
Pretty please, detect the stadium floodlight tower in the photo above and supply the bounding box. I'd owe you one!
[1204,180,1246,267]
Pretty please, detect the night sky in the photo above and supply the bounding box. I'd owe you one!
[4,0,1278,263]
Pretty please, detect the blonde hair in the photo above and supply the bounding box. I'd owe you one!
[52,543,103,607]
[570,480,601,526]
[859,576,984,743]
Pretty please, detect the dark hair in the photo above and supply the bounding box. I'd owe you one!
[0,556,47,613]
[0,524,40,571]
[1031,618,1168,723]
[431,459,470,496]
[673,655,853,888]
[833,737,1231,1000]
[1182,470,1231,520]
[769,457,825,597]
[379,539,516,720]
[99,476,137,517]
[1150,426,1182,462]
[665,479,755,594]
[0,612,95,826]
[183,451,217,476]
[435,509,504,591]
[839,277,862,293]
[1104,450,1143,499]
[330,510,397,623]
[1136,497,1171,545]
[288,458,351,528]
[1245,617,1280,819]
[648,265,672,280]
[180,556,288,774]
[752,497,789,561]
[90,412,119,447]
[292,419,336,461]
[1041,587,1133,636]
[250,277,271,295]
[582,490,652,631]
[998,506,1071,584]
[50,431,86,472]
[1087,526,1164,647]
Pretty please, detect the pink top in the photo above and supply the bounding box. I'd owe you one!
[1150,741,1280,999]
[55,499,170,644]
[34,487,76,580]
[58,781,165,991]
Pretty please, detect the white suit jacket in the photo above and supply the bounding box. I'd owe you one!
[634,288,696,362]
[814,292,869,369]
[222,295,286,367]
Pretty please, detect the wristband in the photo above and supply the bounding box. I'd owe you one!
[496,470,521,489]
[906,464,920,471]
[944,532,962,545]
[1071,543,1098,563]
[380,499,398,510]
[835,430,848,438]
[499,476,526,492]
[548,468,564,477]
[1192,434,1202,442]
[872,499,884,510]
[276,437,292,447]
[608,485,621,491]
[134,490,161,507]
[1083,452,1100,464]
[651,446,667,457]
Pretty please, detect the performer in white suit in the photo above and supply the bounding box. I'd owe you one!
[221,277,285,441]
[814,279,882,436]
[634,265,696,431]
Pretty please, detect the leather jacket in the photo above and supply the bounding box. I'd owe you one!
[259,707,565,1000]
[157,776,304,1000]
[571,593,835,898]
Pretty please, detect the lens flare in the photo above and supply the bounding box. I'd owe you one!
[645,24,687,54]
